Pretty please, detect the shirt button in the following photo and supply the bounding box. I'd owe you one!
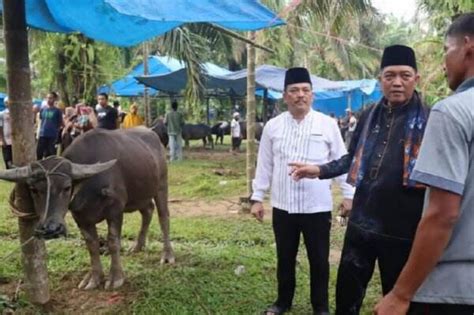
[386,124,390,128]
[383,140,387,144]
[378,153,382,158]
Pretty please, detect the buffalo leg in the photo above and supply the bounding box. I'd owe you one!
[105,210,125,289]
[129,201,154,253]
[155,183,175,264]
[78,224,104,290]
[208,134,214,149]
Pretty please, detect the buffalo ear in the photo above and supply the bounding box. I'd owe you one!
[70,160,116,181]
[0,166,32,182]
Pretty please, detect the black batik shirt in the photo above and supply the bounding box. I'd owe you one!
[319,100,426,240]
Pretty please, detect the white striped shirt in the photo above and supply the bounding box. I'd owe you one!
[251,110,354,214]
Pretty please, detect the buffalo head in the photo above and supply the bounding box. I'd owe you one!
[0,157,116,239]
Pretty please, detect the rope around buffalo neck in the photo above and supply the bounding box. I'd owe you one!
[9,157,69,222]
[33,157,69,224]
[3,157,70,262]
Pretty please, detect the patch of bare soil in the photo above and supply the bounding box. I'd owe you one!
[184,146,244,162]
[169,197,251,217]
[0,274,138,315]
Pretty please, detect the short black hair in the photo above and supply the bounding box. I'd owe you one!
[446,13,474,37]
[49,91,58,99]
[171,101,178,110]
[113,100,120,107]
[99,92,109,100]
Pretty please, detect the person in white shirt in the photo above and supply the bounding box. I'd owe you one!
[0,96,13,169]
[344,109,357,148]
[250,67,354,315]
[230,112,241,152]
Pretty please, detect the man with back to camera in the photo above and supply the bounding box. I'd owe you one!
[164,100,185,162]
[250,67,355,315]
[289,45,430,314]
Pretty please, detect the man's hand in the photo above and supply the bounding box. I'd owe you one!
[339,198,353,218]
[288,162,320,181]
[373,291,410,315]
[250,201,264,222]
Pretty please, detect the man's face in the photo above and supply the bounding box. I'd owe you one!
[46,94,56,106]
[379,65,419,106]
[97,95,107,107]
[444,35,471,91]
[283,83,313,115]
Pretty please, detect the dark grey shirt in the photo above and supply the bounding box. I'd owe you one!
[412,77,474,304]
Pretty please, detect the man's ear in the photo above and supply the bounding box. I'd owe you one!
[464,35,474,57]
[414,72,421,85]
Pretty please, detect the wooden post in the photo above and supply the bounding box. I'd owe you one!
[143,43,151,126]
[347,91,352,111]
[3,0,50,304]
[245,31,257,200]
[206,97,210,125]
[263,88,268,124]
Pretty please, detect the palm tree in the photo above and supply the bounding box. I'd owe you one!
[257,0,378,79]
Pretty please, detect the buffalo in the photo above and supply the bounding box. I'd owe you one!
[210,121,263,144]
[151,119,169,147]
[182,123,214,149]
[0,127,174,290]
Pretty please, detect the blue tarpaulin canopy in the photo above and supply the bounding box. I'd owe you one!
[98,56,183,96]
[98,56,232,96]
[0,0,284,47]
[255,79,383,117]
[0,92,7,111]
[136,65,343,96]
[313,80,382,117]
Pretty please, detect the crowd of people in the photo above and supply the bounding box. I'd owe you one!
[0,92,146,169]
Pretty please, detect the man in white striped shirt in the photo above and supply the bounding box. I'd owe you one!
[250,67,354,315]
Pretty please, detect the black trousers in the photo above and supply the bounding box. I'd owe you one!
[231,137,241,150]
[272,208,331,312]
[37,136,57,160]
[2,145,12,169]
[335,223,413,315]
[408,302,474,315]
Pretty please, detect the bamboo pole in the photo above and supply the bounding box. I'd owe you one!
[246,31,257,201]
[3,0,50,304]
[143,42,151,126]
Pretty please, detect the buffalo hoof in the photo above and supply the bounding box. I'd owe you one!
[128,242,145,254]
[78,271,103,290]
[160,250,175,264]
[105,275,125,290]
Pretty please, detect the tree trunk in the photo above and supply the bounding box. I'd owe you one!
[246,31,257,199]
[143,42,151,126]
[3,0,50,305]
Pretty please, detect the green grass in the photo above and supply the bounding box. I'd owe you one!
[0,149,383,314]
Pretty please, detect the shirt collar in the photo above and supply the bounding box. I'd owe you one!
[455,76,474,94]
